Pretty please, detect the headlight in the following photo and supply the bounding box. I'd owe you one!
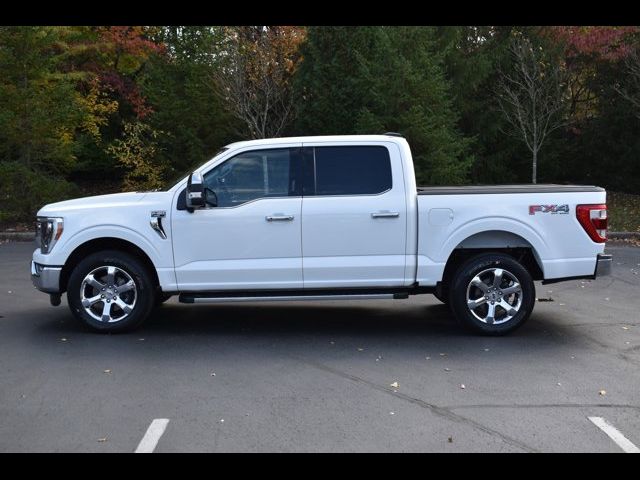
[35,217,64,254]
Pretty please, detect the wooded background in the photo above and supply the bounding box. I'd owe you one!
[1,26,639,225]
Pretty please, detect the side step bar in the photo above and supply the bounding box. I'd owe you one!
[179,291,410,304]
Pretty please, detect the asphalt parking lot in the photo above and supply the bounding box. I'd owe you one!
[1,241,639,452]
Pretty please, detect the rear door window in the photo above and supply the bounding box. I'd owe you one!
[312,146,392,196]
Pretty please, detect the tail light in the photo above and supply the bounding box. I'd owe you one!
[576,204,607,243]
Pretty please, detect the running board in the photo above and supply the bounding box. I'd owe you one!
[179,291,409,304]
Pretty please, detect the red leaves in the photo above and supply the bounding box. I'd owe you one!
[96,27,164,119]
[98,26,164,59]
[548,26,639,61]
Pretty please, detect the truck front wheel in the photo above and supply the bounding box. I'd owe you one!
[448,253,535,335]
[67,250,155,333]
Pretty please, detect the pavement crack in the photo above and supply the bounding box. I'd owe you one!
[289,354,538,453]
[445,403,640,411]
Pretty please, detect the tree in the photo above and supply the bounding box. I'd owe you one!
[294,26,472,185]
[212,26,305,139]
[496,33,567,184]
[142,27,240,177]
[615,48,640,119]
[107,120,165,190]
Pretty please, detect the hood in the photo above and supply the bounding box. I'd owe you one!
[37,192,149,216]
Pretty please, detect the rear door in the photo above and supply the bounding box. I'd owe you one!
[301,142,407,288]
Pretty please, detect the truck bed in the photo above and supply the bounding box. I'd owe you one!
[417,184,604,195]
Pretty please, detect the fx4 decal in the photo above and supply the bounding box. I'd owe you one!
[529,204,570,215]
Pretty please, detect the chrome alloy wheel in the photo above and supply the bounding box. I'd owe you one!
[465,268,523,325]
[80,266,137,323]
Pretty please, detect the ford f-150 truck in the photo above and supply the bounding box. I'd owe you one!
[31,134,612,335]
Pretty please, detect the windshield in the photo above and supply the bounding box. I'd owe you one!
[160,148,229,191]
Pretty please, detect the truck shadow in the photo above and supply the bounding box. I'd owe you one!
[34,300,559,342]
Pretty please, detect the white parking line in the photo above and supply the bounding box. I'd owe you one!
[588,416,640,453]
[135,419,170,453]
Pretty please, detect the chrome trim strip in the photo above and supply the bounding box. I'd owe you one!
[189,294,395,304]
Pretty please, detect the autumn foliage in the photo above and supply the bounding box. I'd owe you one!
[1,25,640,225]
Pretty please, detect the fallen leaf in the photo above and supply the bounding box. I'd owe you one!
[559,303,566,306]
[357,348,364,352]
[605,297,610,301]
[7,291,12,294]
[557,382,562,386]
[103,369,111,374]
[448,436,453,443]
[425,356,431,360]
[60,338,67,342]
[439,353,447,357]
[138,338,145,341]
[444,368,451,372]
[390,381,399,389]
[622,326,629,330]
[599,390,607,396]
[97,438,107,443]
[483,348,490,352]
[220,419,224,423]
[460,384,466,389]
[329,341,335,345]
[210,372,216,376]
[389,411,395,415]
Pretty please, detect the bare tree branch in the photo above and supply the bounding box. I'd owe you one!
[615,47,640,119]
[211,26,305,139]
[495,34,568,183]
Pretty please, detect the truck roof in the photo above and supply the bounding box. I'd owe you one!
[225,134,407,149]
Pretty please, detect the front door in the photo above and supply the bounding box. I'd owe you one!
[172,145,303,291]
[301,143,407,288]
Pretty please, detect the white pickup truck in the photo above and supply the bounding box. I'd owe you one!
[31,134,612,335]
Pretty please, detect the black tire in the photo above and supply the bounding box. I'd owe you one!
[67,250,156,333]
[448,253,535,336]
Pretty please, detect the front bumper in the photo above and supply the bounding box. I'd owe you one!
[31,261,62,293]
[595,253,612,278]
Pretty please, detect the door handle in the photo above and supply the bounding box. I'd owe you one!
[371,211,400,218]
[266,215,294,222]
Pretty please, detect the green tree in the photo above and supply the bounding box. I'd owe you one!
[294,26,472,185]
[141,27,240,178]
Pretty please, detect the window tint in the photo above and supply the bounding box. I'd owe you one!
[203,148,292,207]
[313,146,392,196]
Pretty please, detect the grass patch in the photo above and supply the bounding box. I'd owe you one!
[608,191,640,233]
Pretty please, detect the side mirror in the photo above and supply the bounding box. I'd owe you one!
[186,171,205,212]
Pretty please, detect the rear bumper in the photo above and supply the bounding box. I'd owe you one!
[541,253,612,285]
[31,261,62,293]
[594,253,612,278]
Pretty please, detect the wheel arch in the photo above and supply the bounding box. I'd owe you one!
[60,237,160,293]
[437,230,544,295]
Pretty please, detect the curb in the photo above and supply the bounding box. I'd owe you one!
[609,232,640,240]
[0,232,35,241]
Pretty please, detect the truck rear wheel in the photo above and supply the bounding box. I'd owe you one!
[67,250,155,333]
[448,253,535,335]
